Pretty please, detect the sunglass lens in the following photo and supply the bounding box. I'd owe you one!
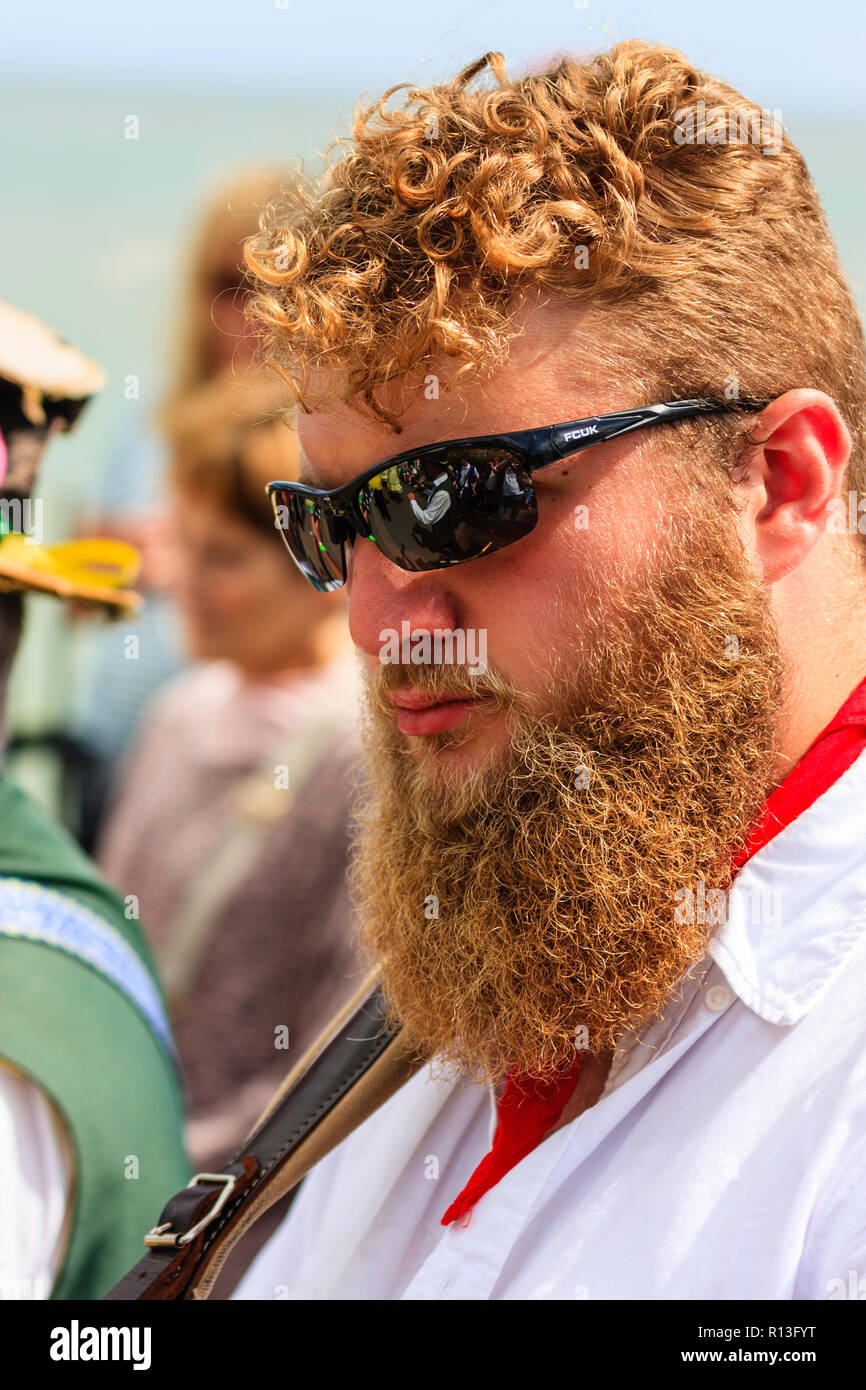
[271,488,346,591]
[360,447,536,571]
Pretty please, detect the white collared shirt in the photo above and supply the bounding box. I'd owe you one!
[235,748,866,1301]
[0,1061,73,1299]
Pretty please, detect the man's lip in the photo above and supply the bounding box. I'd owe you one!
[389,689,483,736]
[389,688,477,712]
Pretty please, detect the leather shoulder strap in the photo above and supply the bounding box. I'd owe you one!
[103,973,425,1300]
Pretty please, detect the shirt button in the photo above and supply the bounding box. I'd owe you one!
[705,985,733,1013]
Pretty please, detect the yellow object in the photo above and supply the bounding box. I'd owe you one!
[0,535,142,614]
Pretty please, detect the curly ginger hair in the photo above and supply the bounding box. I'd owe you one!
[242,41,866,519]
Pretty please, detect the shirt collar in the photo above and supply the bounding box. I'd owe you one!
[710,745,866,1025]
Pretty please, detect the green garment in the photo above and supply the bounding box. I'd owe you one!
[0,773,190,1298]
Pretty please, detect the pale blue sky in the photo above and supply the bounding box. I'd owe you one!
[2,0,865,117]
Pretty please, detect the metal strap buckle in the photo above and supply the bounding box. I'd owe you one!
[144,1172,238,1249]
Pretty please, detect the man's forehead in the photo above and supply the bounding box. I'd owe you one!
[296,310,632,490]
[297,401,502,490]
[296,407,409,489]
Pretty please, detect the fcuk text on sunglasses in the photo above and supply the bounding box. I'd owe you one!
[267,397,769,592]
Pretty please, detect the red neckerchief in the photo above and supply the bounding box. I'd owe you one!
[441,672,866,1227]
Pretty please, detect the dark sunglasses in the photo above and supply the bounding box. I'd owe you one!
[266,397,768,592]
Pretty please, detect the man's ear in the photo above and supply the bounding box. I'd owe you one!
[735,388,852,583]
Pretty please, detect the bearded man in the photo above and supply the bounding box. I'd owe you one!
[234,41,866,1299]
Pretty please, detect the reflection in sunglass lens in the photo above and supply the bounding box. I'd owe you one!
[271,488,346,591]
[360,446,536,572]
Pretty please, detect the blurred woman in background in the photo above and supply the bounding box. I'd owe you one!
[158,168,279,421]
[97,372,361,1199]
[68,168,291,845]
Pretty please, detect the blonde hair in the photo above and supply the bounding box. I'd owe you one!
[166,370,298,536]
[243,42,866,542]
[160,167,291,428]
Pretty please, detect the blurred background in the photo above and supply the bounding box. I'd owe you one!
[1,0,862,1296]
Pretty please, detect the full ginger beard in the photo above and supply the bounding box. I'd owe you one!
[351,508,787,1087]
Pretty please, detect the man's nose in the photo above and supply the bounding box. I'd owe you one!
[347,535,462,663]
